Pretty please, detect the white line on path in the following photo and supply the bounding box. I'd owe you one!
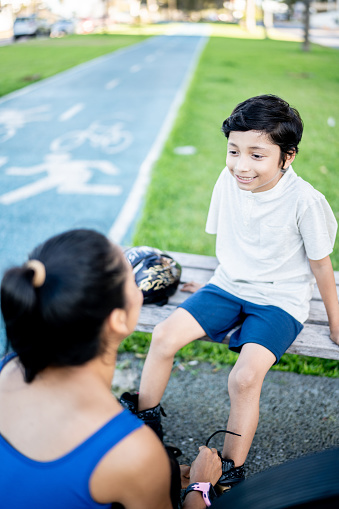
[130,64,141,73]
[145,55,156,63]
[108,33,210,245]
[59,103,84,122]
[105,78,120,90]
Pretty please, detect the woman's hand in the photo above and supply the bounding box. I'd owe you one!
[180,464,191,489]
[189,446,222,486]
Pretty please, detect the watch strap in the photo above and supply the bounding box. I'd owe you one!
[184,482,216,507]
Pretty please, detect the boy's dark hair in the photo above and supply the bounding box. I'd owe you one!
[222,94,304,168]
[1,229,127,383]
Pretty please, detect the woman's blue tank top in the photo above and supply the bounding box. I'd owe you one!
[0,354,144,508]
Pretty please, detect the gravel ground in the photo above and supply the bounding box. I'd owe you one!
[112,353,339,478]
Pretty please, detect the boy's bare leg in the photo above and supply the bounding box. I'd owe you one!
[138,308,206,411]
[222,343,276,467]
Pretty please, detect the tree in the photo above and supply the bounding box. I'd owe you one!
[302,0,311,51]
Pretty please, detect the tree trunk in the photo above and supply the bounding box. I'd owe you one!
[302,0,311,51]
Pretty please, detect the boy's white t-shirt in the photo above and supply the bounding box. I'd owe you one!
[206,166,337,323]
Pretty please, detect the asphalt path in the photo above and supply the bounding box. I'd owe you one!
[0,24,209,353]
[114,353,339,480]
[273,23,339,49]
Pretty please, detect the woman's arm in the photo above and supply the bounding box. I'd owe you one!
[309,256,339,345]
[91,426,173,509]
[91,423,221,509]
[183,446,222,509]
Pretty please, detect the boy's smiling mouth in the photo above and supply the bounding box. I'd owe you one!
[235,174,257,183]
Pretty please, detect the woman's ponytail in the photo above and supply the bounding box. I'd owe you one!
[1,263,47,381]
[1,229,127,382]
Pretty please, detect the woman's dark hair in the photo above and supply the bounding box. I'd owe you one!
[1,229,127,383]
[222,94,304,168]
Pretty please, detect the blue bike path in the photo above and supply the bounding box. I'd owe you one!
[0,26,209,352]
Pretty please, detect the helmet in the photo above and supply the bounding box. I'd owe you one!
[124,246,182,305]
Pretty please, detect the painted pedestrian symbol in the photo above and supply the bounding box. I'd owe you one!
[0,153,122,205]
[0,106,50,142]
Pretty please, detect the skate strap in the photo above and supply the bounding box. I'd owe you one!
[205,429,241,447]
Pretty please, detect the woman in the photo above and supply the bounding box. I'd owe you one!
[0,229,221,509]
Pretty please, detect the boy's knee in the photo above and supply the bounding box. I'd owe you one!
[151,321,178,358]
[228,365,262,395]
[153,321,169,343]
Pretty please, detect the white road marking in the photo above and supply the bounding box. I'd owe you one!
[130,64,141,73]
[145,54,156,63]
[108,35,209,244]
[105,78,120,90]
[59,103,84,122]
[0,106,50,141]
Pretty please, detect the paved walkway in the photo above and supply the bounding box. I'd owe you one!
[113,352,339,476]
[272,23,339,49]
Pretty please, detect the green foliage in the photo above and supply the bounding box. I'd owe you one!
[119,333,339,377]
[118,332,151,355]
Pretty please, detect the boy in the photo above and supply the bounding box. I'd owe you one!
[122,95,339,491]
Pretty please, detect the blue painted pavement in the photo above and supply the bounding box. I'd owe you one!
[0,26,209,352]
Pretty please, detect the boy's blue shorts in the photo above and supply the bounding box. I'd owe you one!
[178,284,303,363]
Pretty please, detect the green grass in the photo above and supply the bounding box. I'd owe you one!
[0,33,150,98]
[127,28,339,377]
[119,332,339,378]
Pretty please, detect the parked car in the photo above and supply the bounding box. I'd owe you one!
[13,16,51,39]
[50,19,75,38]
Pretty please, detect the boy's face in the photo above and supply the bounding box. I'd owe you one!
[226,130,295,193]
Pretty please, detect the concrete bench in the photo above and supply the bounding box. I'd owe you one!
[136,251,339,361]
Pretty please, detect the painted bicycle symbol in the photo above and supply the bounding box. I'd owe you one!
[0,106,50,142]
[51,121,133,154]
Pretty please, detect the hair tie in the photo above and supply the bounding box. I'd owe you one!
[26,260,46,288]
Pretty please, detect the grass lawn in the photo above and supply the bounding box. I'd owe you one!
[127,26,339,377]
[0,33,150,98]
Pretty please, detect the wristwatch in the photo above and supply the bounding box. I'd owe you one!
[183,482,217,507]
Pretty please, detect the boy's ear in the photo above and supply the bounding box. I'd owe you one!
[107,308,129,336]
[282,150,296,170]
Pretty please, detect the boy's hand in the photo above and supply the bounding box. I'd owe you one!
[181,281,203,293]
[330,325,339,346]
